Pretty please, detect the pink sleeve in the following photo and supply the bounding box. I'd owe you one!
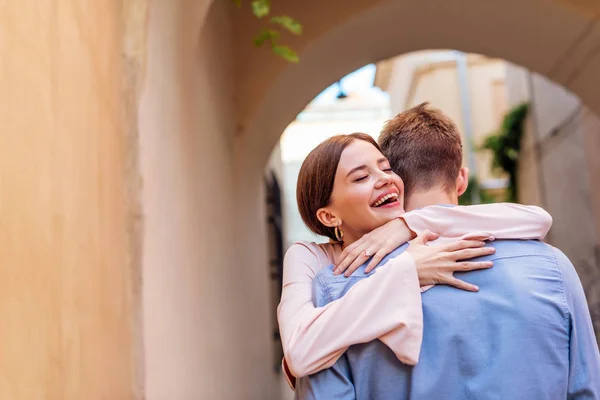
[278,242,423,379]
[402,203,552,240]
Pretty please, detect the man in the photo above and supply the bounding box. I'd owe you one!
[296,103,600,399]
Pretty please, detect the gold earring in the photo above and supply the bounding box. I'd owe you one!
[334,223,344,242]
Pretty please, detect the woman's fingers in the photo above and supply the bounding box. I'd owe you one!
[365,249,387,273]
[439,260,493,292]
[442,239,486,252]
[336,244,371,275]
[343,254,370,277]
[336,240,360,266]
[451,260,494,272]
[444,276,480,292]
[410,230,439,246]
[449,246,495,261]
[335,243,365,274]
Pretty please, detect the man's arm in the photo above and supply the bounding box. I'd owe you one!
[296,354,355,400]
[553,248,600,398]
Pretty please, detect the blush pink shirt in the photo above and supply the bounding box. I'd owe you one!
[277,203,552,385]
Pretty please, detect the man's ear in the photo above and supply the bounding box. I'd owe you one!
[456,167,469,196]
[316,207,340,229]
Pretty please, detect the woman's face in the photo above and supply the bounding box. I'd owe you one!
[321,139,405,242]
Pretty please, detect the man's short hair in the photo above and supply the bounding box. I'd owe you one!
[378,102,463,197]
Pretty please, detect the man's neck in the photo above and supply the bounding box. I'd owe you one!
[405,189,458,211]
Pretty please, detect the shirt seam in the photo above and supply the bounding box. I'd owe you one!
[550,248,571,330]
[486,253,555,261]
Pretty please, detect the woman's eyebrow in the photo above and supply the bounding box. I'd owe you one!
[346,165,367,178]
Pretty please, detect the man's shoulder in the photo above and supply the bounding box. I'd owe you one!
[313,244,409,306]
[478,241,572,316]
[489,239,555,259]
[544,245,583,301]
[486,240,561,282]
[313,259,373,290]
[315,243,409,281]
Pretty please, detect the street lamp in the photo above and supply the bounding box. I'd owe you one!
[336,80,347,99]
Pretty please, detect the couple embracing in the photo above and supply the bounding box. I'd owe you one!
[277,103,600,399]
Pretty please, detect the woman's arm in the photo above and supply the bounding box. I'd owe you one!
[336,203,552,275]
[278,242,423,379]
[402,203,552,240]
[280,236,493,386]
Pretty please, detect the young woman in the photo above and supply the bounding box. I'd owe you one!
[278,133,551,388]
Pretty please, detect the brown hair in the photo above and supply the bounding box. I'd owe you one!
[378,102,462,196]
[296,133,380,241]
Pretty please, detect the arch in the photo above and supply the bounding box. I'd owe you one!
[238,0,600,167]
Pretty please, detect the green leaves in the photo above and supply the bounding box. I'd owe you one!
[479,103,529,202]
[254,29,279,46]
[270,16,303,35]
[233,0,303,63]
[272,45,300,63]
[252,30,300,63]
[251,0,270,18]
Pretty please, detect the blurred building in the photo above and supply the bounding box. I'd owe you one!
[375,51,511,200]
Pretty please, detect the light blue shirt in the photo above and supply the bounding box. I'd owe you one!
[297,240,600,400]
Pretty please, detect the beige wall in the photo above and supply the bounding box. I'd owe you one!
[0,0,142,398]
[139,0,278,398]
[407,62,463,124]
[376,51,431,113]
[232,123,282,399]
[466,60,509,183]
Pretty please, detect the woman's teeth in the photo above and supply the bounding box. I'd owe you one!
[372,193,398,207]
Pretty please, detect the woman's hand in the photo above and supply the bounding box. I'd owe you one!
[334,218,415,276]
[407,230,495,292]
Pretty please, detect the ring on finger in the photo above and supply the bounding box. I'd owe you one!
[364,250,373,257]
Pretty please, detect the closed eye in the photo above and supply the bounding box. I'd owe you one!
[354,175,368,182]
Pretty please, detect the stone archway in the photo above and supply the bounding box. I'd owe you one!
[236,0,600,161]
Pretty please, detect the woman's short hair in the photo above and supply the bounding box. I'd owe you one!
[296,133,380,241]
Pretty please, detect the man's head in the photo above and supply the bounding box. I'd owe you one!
[378,102,469,209]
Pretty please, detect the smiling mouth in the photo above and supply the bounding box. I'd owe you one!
[371,193,399,208]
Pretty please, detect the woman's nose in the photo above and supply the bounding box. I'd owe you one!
[374,170,392,188]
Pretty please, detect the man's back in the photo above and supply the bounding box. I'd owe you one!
[302,240,600,400]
